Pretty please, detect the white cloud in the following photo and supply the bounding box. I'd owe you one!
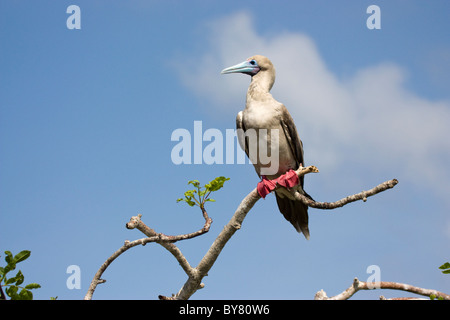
[177,12,450,200]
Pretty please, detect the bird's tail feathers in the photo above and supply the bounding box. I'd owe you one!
[275,193,311,240]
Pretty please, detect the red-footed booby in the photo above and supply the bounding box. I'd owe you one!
[222,55,313,239]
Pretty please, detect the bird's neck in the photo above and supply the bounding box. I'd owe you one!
[246,71,275,103]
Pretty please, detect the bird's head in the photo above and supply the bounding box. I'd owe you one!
[221,55,274,77]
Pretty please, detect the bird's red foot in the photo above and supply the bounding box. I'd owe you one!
[257,169,299,198]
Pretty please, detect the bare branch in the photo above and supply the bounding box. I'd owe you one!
[294,179,398,209]
[84,238,141,300]
[284,166,399,209]
[315,277,450,300]
[86,165,400,300]
[84,209,212,300]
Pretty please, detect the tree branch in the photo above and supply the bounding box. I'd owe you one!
[84,209,212,300]
[161,166,397,299]
[315,277,450,300]
[162,188,261,300]
[85,165,399,300]
[282,165,399,209]
[293,179,398,209]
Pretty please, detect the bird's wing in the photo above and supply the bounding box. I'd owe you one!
[236,111,249,158]
[279,105,305,187]
[276,104,312,239]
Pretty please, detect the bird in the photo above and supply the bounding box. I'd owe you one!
[221,55,313,239]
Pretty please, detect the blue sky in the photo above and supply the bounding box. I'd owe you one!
[1,1,449,300]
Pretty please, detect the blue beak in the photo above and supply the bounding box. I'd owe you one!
[221,60,260,75]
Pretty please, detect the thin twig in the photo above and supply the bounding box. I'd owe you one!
[315,277,450,300]
[293,179,399,209]
[84,209,212,300]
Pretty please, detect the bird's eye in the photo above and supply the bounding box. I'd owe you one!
[249,60,257,66]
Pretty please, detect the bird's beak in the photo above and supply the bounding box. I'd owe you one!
[221,60,260,75]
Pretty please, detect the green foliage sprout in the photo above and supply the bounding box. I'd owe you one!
[0,250,41,300]
[439,262,450,275]
[429,262,449,300]
[177,176,230,210]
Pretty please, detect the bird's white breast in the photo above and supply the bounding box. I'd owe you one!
[242,100,296,178]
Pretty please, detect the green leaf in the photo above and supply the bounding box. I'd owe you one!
[5,285,18,299]
[188,180,200,187]
[430,294,436,300]
[25,283,41,290]
[14,250,31,264]
[5,276,16,285]
[4,251,13,264]
[15,270,24,286]
[439,262,450,274]
[18,289,33,300]
[439,262,450,269]
[184,189,196,197]
[2,263,15,276]
[207,176,230,192]
[4,270,23,286]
